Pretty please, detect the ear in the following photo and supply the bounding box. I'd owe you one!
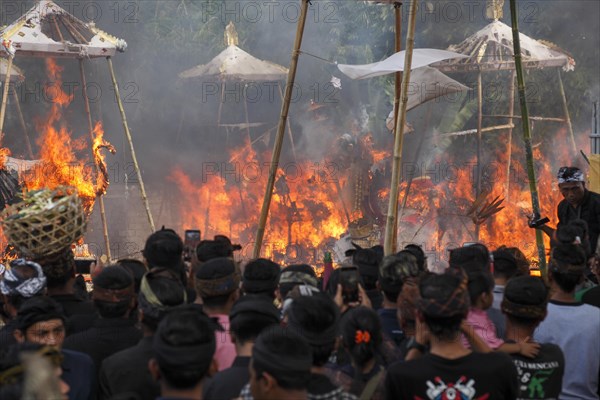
[13,329,25,343]
[230,331,237,344]
[261,371,277,393]
[207,358,219,377]
[148,358,161,382]
[138,309,144,324]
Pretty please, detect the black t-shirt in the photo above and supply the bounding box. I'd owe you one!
[557,189,600,254]
[510,343,565,400]
[385,352,518,400]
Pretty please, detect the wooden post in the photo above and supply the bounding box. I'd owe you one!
[278,83,297,163]
[393,2,402,128]
[475,70,483,241]
[0,55,14,135]
[505,70,516,200]
[557,69,576,155]
[79,59,112,261]
[11,87,34,159]
[509,0,547,274]
[107,57,155,232]
[252,0,310,258]
[383,0,418,256]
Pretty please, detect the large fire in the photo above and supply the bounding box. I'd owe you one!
[0,59,114,255]
[21,59,112,214]
[170,121,582,267]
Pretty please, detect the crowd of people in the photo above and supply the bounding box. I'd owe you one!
[0,166,599,400]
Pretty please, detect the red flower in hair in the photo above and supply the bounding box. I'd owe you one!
[355,330,371,344]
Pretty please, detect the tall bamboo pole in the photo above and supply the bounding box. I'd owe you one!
[557,69,576,155]
[11,87,34,159]
[475,71,483,241]
[505,70,516,200]
[384,0,418,255]
[80,60,112,261]
[0,55,14,135]
[509,0,547,273]
[253,0,310,258]
[107,57,155,232]
[390,1,402,250]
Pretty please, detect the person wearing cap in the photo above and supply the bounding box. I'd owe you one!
[204,295,280,400]
[149,307,218,400]
[384,268,518,399]
[502,275,565,400]
[12,296,95,400]
[532,166,600,257]
[247,326,313,400]
[195,257,240,371]
[346,244,384,310]
[33,249,96,334]
[63,266,142,370]
[278,264,319,300]
[534,243,600,400]
[98,268,188,400]
[241,258,281,301]
[0,259,46,355]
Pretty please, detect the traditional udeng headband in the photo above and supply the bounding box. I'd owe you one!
[557,167,584,184]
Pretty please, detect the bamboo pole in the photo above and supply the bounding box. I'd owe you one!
[557,69,576,155]
[475,71,483,241]
[439,123,515,137]
[483,114,565,122]
[505,70,516,200]
[392,2,402,129]
[107,57,155,232]
[80,60,112,261]
[253,0,310,258]
[11,87,34,159]
[383,0,418,256]
[509,0,547,274]
[390,1,403,249]
[0,55,14,136]
[278,83,297,162]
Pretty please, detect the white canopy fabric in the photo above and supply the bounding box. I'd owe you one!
[0,0,126,59]
[433,20,574,72]
[337,49,467,80]
[179,45,288,82]
[384,66,470,130]
[0,59,24,83]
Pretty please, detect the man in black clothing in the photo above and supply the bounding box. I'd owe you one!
[149,307,218,400]
[346,244,384,310]
[241,258,280,300]
[63,266,142,370]
[533,166,600,257]
[204,295,280,400]
[385,268,518,399]
[12,296,95,400]
[98,269,187,400]
[502,275,565,399]
[34,249,97,333]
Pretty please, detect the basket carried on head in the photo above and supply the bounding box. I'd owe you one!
[1,186,87,258]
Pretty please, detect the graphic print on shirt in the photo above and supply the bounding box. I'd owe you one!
[421,376,490,400]
[514,359,558,399]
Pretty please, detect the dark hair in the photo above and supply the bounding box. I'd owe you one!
[379,253,419,302]
[402,244,427,270]
[35,250,75,288]
[154,307,216,389]
[279,264,317,299]
[117,259,148,294]
[242,258,280,299]
[201,293,234,308]
[491,249,519,280]
[92,266,134,318]
[449,244,491,274]
[549,243,587,293]
[341,307,382,368]
[229,298,279,344]
[503,276,549,326]
[466,270,495,304]
[351,248,382,290]
[496,245,530,275]
[287,295,339,366]
[251,326,312,391]
[419,273,467,340]
[557,220,592,257]
[140,272,187,331]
